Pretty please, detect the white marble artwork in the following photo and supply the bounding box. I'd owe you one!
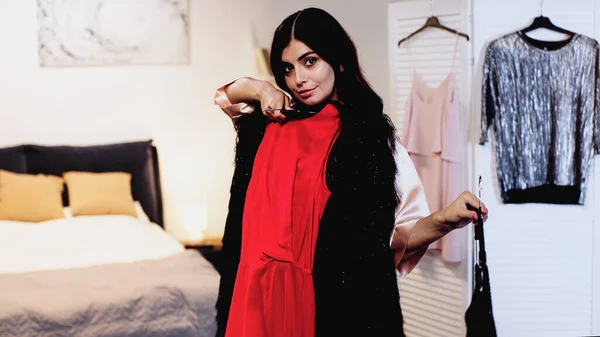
[37,0,189,66]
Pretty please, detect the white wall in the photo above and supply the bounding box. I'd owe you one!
[0,0,397,240]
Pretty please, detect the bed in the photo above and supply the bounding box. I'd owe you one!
[0,140,219,337]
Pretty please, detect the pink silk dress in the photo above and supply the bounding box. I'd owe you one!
[401,36,467,263]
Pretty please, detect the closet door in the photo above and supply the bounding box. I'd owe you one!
[472,0,598,336]
[388,1,471,336]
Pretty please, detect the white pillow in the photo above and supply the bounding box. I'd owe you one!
[64,201,151,223]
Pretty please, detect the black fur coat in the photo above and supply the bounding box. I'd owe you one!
[215,103,405,337]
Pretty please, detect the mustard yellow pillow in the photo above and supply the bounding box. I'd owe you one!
[63,171,136,217]
[0,170,65,222]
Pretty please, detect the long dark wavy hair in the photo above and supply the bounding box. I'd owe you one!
[269,7,400,204]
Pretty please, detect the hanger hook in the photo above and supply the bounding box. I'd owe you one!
[540,0,544,16]
[429,0,435,16]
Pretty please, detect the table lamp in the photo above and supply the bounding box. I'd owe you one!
[182,202,208,245]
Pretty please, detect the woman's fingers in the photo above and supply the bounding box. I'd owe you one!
[272,92,289,121]
[261,107,276,120]
[263,108,284,121]
[284,95,293,111]
[461,191,480,209]
[463,191,488,214]
[463,209,478,222]
[261,107,283,121]
[261,92,289,122]
[273,109,286,121]
[458,190,489,225]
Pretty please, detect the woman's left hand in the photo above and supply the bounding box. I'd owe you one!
[434,191,488,233]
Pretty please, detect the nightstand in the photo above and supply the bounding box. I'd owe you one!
[186,237,223,274]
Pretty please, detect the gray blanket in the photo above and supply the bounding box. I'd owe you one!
[0,250,219,337]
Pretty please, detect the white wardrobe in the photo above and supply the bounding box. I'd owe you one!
[388,0,600,336]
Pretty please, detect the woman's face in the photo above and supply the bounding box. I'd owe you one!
[281,39,338,106]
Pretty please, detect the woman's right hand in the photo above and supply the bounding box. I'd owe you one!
[257,81,293,122]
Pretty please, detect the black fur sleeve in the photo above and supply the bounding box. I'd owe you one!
[215,110,266,337]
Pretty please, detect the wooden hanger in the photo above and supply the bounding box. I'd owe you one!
[398,15,470,47]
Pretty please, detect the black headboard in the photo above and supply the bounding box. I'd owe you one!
[0,140,164,228]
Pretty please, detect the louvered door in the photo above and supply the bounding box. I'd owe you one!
[388,1,471,336]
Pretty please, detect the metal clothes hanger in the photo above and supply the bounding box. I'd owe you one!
[398,0,470,47]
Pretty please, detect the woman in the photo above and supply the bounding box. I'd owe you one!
[213,7,487,337]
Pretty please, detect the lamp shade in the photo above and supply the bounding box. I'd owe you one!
[182,203,208,244]
[255,48,275,84]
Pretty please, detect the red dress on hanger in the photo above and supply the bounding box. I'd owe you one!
[224,104,340,337]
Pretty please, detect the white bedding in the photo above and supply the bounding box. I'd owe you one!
[0,215,218,337]
[0,215,185,274]
[0,249,219,337]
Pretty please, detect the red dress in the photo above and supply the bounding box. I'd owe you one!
[224,104,340,337]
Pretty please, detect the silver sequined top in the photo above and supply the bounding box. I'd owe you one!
[480,32,600,204]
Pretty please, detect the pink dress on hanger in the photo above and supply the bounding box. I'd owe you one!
[401,35,467,263]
